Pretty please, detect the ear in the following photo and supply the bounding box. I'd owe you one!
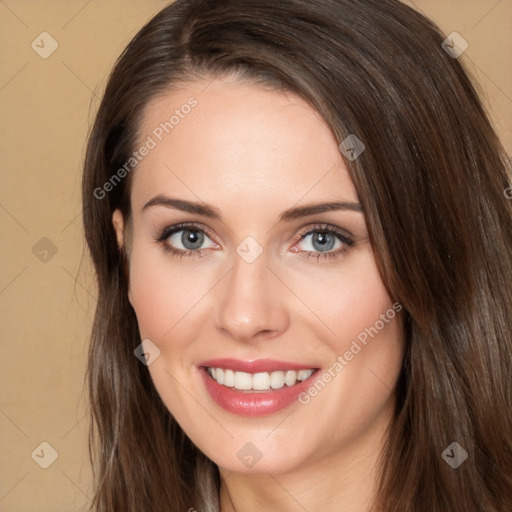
[112,209,134,306]
[112,209,125,249]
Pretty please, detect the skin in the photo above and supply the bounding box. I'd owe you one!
[112,75,405,512]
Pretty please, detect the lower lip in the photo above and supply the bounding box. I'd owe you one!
[199,367,318,416]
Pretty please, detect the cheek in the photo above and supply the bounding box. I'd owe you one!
[128,255,171,340]
[127,242,207,341]
[291,247,398,351]
[288,248,404,427]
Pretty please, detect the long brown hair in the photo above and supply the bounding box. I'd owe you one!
[82,0,512,510]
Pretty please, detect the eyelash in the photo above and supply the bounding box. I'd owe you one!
[155,222,355,262]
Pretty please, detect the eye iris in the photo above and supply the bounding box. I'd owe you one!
[182,229,204,250]
[312,231,335,252]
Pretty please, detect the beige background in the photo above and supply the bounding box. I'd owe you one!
[0,1,510,511]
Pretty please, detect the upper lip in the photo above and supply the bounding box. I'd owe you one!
[198,358,319,374]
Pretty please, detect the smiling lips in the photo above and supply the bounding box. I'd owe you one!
[198,358,319,416]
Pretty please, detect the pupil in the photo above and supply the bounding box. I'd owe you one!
[313,232,334,252]
[182,230,203,250]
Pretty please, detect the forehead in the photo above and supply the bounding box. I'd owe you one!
[131,78,357,216]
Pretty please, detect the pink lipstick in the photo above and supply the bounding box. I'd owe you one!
[198,358,319,416]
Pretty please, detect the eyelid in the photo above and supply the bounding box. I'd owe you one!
[294,222,355,243]
[157,221,218,244]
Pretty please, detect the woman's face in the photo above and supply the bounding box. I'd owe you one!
[113,76,404,474]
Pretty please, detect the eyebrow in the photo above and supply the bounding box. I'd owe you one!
[142,194,363,221]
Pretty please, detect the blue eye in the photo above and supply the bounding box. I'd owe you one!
[156,222,354,262]
[157,223,216,258]
[292,224,354,261]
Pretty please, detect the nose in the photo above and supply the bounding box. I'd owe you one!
[214,248,290,344]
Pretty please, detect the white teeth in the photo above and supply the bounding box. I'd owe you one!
[234,371,252,390]
[270,371,285,389]
[224,369,235,387]
[285,370,297,387]
[207,367,315,391]
[297,369,313,381]
[252,372,270,390]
